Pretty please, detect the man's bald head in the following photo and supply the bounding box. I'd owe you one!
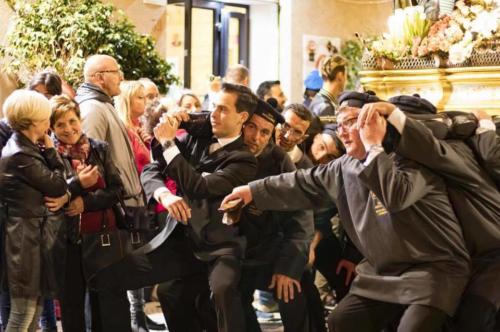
[224,64,249,86]
[83,54,119,81]
[83,54,123,97]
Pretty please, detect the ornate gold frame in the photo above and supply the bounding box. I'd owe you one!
[360,66,500,115]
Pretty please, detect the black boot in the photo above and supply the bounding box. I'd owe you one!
[131,311,149,332]
[146,315,167,331]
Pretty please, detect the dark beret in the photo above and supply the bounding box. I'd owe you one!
[338,90,380,108]
[322,123,338,138]
[388,94,437,115]
[253,99,284,126]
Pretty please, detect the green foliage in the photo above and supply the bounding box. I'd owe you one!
[341,39,363,91]
[1,0,178,93]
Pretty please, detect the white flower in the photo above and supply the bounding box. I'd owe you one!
[456,1,466,9]
[463,30,474,43]
[460,5,471,16]
[462,17,472,30]
[449,41,474,64]
[470,5,485,15]
[445,23,464,42]
[471,11,498,38]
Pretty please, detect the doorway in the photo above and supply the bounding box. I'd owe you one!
[166,0,249,95]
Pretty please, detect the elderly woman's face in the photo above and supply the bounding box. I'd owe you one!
[53,111,82,145]
[31,118,51,140]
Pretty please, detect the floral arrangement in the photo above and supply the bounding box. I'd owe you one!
[367,0,500,66]
[369,6,431,62]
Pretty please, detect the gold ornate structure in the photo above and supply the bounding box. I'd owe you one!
[360,66,500,115]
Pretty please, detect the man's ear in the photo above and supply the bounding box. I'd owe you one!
[240,111,250,124]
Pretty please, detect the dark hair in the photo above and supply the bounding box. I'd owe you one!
[283,103,313,124]
[142,101,169,136]
[49,94,80,127]
[28,70,63,96]
[256,80,280,99]
[221,82,258,115]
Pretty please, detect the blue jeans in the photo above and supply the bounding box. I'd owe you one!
[0,293,56,331]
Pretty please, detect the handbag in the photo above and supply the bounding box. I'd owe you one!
[81,211,133,280]
[114,191,161,248]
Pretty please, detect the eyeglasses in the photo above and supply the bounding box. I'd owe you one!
[279,122,304,139]
[336,116,358,133]
[93,69,124,78]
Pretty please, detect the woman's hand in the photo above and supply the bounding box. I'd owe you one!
[78,165,99,189]
[44,193,70,212]
[43,134,54,149]
[66,196,84,216]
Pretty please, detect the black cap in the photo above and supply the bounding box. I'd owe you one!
[322,123,338,138]
[388,94,437,115]
[253,99,284,126]
[338,90,380,108]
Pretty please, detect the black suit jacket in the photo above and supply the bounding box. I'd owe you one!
[240,143,314,280]
[142,132,257,261]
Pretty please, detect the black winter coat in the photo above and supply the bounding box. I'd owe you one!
[0,132,68,297]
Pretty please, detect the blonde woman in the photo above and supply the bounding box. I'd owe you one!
[0,90,68,332]
[115,80,151,174]
[115,81,166,331]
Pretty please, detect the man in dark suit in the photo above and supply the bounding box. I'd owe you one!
[90,83,258,332]
[237,99,317,331]
[361,97,500,332]
[142,82,258,332]
[467,109,500,188]
[222,92,470,332]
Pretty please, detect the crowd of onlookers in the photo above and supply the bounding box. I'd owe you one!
[0,52,498,332]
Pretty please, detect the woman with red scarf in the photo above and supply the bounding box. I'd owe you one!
[49,95,130,332]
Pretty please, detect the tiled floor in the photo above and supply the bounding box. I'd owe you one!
[36,301,286,331]
[145,302,284,332]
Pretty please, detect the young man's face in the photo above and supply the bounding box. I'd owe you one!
[336,107,365,160]
[243,114,274,156]
[211,91,248,139]
[268,84,287,111]
[276,109,310,152]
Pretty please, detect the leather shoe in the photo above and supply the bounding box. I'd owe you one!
[146,314,166,331]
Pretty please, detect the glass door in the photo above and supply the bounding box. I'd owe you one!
[166,0,249,95]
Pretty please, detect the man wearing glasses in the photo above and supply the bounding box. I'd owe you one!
[75,54,142,331]
[275,103,314,169]
[222,91,470,332]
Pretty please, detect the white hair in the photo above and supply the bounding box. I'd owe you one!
[3,89,51,131]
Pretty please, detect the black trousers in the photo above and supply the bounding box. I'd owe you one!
[157,254,244,332]
[328,293,447,332]
[157,274,217,332]
[240,264,324,332]
[314,233,351,301]
[453,259,500,332]
[208,255,246,332]
[59,242,131,332]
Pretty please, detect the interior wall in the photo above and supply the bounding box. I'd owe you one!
[248,3,279,92]
[280,0,393,102]
[0,1,17,117]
